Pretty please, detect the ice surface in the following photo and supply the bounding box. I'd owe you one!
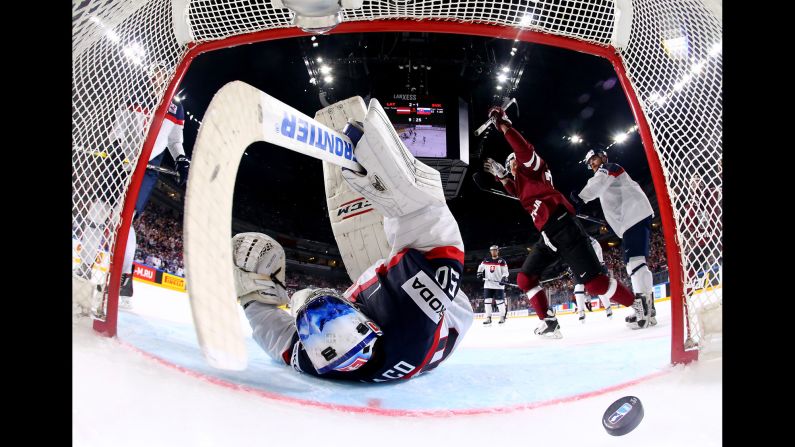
[73,282,721,446]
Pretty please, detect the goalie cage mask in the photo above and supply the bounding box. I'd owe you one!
[294,289,382,374]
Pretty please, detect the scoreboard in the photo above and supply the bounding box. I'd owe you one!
[382,96,447,158]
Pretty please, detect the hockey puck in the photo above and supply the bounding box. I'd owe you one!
[602,396,643,436]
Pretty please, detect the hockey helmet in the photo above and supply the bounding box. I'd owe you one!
[582,149,607,169]
[489,245,500,251]
[294,288,381,374]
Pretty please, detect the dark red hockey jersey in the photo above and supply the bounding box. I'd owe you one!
[500,128,574,230]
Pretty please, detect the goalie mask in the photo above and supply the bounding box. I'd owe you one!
[294,288,381,374]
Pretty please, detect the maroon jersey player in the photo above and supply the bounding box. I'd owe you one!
[483,107,651,337]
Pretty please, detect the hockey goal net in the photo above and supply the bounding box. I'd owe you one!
[72,0,722,364]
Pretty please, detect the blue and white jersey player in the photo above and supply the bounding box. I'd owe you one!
[570,149,658,327]
[74,63,191,309]
[232,98,473,382]
[477,245,510,325]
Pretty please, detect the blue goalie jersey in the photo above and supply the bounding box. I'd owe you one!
[289,246,473,382]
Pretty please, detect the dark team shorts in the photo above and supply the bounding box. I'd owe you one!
[483,288,505,301]
[622,216,652,262]
[522,207,603,285]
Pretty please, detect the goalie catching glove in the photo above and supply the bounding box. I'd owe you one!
[232,232,288,307]
[340,99,445,218]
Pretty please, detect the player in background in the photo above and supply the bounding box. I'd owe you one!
[570,150,656,327]
[73,63,190,308]
[573,237,613,323]
[482,107,646,339]
[477,245,510,325]
[234,98,473,382]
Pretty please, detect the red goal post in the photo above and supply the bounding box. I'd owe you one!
[72,0,722,365]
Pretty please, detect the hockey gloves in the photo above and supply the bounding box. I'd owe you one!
[488,106,513,129]
[484,158,509,179]
[175,154,191,186]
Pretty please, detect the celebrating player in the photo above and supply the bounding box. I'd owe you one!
[570,149,657,327]
[73,63,191,309]
[482,107,647,338]
[234,98,473,382]
[477,245,510,325]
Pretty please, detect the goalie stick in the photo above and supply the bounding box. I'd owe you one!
[496,273,566,289]
[146,164,178,176]
[74,146,183,178]
[472,172,608,226]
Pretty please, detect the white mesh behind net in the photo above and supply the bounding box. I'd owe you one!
[72,0,721,359]
[619,0,722,352]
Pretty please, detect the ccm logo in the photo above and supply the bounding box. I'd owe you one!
[337,199,372,218]
[401,271,449,323]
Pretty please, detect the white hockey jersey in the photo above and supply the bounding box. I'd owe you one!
[109,95,185,163]
[577,163,654,238]
[477,257,509,290]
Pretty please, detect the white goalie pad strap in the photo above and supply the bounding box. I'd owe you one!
[341,98,445,218]
[316,97,391,281]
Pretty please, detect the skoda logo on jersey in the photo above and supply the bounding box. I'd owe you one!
[280,112,356,162]
[401,271,452,323]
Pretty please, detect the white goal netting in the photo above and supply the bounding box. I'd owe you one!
[72,0,721,362]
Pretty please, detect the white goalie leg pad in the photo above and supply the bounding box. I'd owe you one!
[341,98,445,218]
[315,96,391,282]
[383,204,464,259]
[314,95,368,132]
[232,233,288,306]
